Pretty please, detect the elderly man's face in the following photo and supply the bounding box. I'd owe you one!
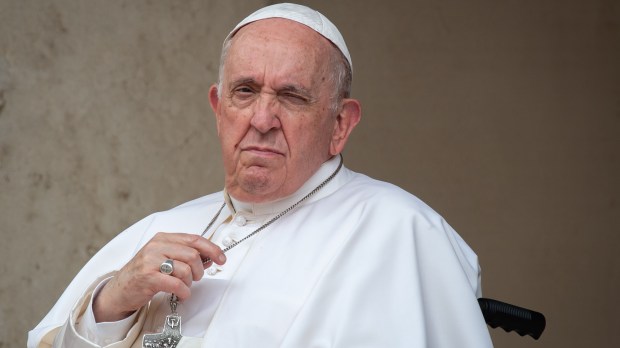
[209,19,359,203]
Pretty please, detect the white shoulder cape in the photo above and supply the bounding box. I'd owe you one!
[29,166,493,347]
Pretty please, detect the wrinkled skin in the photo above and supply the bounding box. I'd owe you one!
[93,18,360,322]
[210,18,361,202]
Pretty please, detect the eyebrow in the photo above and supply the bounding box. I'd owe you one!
[229,77,258,89]
[229,77,316,100]
[278,84,314,99]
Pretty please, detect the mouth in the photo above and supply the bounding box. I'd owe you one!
[241,146,285,157]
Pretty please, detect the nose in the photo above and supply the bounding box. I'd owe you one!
[250,93,281,133]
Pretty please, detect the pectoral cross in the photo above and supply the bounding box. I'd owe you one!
[142,294,183,348]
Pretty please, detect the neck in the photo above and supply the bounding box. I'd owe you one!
[225,155,343,216]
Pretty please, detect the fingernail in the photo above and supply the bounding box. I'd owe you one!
[218,254,226,263]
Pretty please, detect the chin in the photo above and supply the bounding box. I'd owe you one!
[233,171,279,199]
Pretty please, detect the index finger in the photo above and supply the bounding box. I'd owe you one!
[157,232,227,266]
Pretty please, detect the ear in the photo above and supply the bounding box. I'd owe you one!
[209,84,221,134]
[329,98,361,156]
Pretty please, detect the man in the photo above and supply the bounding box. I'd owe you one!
[29,3,493,347]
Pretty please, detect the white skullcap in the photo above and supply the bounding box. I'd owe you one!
[226,3,352,70]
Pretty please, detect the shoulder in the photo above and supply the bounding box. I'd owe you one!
[112,191,225,243]
[340,168,440,220]
[340,168,482,294]
[137,191,226,232]
[168,191,224,211]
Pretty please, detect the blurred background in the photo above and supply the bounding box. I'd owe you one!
[0,1,618,347]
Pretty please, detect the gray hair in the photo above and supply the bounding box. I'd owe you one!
[216,36,352,114]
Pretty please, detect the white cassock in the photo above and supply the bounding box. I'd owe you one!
[28,156,493,347]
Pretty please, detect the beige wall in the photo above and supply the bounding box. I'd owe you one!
[1,0,618,347]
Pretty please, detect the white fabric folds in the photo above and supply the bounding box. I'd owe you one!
[28,157,493,347]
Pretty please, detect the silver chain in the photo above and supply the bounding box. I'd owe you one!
[169,293,178,313]
[201,155,343,264]
[200,203,226,238]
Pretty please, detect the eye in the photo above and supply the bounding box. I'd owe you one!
[233,86,254,96]
[230,86,258,103]
[237,86,252,93]
[280,92,309,105]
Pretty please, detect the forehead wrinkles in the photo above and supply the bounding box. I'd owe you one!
[225,19,333,92]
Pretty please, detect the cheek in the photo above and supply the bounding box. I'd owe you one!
[311,113,336,141]
[292,116,334,155]
[218,111,247,145]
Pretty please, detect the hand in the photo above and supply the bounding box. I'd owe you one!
[92,232,226,322]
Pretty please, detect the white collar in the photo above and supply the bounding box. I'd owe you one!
[224,155,344,216]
